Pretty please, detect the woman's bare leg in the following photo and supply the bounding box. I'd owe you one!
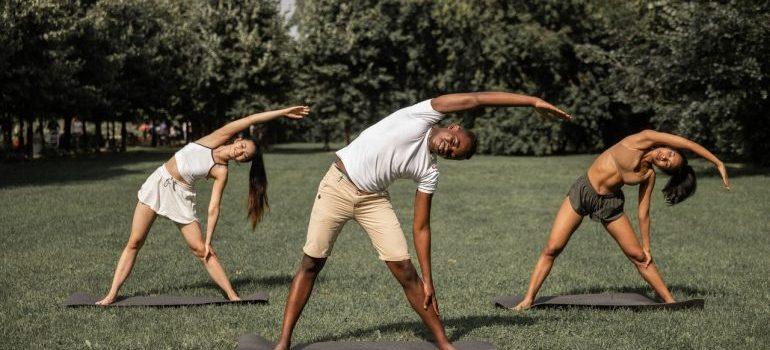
[514,197,583,310]
[96,202,157,305]
[178,221,239,300]
[604,215,675,303]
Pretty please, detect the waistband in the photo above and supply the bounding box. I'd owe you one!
[581,173,621,198]
[159,165,193,190]
[328,164,386,197]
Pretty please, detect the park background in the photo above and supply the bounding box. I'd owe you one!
[1,1,769,349]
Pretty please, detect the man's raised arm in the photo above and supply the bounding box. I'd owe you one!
[430,92,570,121]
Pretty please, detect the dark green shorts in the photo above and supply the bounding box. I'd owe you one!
[568,174,625,223]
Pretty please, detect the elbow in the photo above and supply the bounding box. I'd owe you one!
[463,94,481,109]
[638,212,649,223]
[208,208,220,218]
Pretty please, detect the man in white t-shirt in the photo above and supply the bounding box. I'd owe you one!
[274,92,570,350]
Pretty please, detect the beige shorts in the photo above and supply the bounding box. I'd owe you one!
[303,165,410,261]
[137,165,198,224]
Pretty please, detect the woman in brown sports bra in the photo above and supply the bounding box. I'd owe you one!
[514,130,730,309]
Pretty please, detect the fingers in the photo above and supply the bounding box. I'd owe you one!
[423,294,430,311]
[432,295,440,316]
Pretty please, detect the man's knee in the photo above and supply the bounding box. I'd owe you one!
[299,254,326,275]
[387,260,419,286]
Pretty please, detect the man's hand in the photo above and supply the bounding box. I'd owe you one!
[422,279,440,316]
[534,99,571,122]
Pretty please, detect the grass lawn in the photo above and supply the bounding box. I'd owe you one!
[1,144,768,349]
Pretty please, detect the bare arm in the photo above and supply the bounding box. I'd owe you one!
[633,130,731,189]
[413,190,439,315]
[203,166,228,258]
[430,92,570,121]
[638,171,656,266]
[196,106,309,148]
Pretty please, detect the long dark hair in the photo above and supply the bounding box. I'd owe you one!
[660,152,697,205]
[247,147,269,229]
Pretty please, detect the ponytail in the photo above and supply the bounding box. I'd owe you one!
[247,148,269,229]
[661,154,697,205]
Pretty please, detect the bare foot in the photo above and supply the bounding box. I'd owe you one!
[512,298,533,311]
[95,295,116,306]
[228,295,241,302]
[436,342,457,350]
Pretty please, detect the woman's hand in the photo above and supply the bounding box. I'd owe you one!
[281,106,310,120]
[534,99,571,122]
[716,161,731,191]
[642,248,653,268]
[203,243,216,262]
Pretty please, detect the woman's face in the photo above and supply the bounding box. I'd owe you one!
[652,147,683,172]
[231,138,257,163]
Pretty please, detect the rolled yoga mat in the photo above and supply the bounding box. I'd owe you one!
[237,335,496,350]
[63,291,267,307]
[493,293,703,310]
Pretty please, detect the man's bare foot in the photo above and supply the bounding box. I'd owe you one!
[95,295,116,306]
[436,341,457,350]
[272,340,289,350]
[513,298,533,311]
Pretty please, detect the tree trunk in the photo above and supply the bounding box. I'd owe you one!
[25,115,33,159]
[121,119,127,152]
[17,116,25,152]
[61,116,71,151]
[110,120,116,151]
[93,118,102,153]
[2,117,12,151]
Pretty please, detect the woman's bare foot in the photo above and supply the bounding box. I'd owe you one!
[513,298,533,311]
[228,294,241,302]
[95,294,117,306]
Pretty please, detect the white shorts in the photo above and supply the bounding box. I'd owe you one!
[137,165,198,224]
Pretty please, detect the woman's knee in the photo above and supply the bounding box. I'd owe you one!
[542,244,564,259]
[625,249,646,264]
[126,237,146,251]
[190,245,206,260]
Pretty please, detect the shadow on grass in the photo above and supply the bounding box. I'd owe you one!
[134,274,297,297]
[266,147,337,155]
[307,314,539,344]
[0,150,173,189]
[562,284,713,300]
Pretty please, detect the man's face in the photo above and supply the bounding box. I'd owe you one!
[428,124,473,160]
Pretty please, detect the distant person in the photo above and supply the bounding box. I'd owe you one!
[513,130,731,310]
[95,106,309,305]
[273,92,570,350]
[72,117,84,151]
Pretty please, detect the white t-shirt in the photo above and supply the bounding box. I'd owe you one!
[336,100,444,194]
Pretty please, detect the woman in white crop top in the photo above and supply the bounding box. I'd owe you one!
[95,106,309,305]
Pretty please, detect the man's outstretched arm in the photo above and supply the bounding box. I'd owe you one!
[430,92,570,121]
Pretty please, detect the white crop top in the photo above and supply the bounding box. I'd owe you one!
[174,142,223,184]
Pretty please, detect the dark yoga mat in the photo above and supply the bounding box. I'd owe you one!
[63,291,267,307]
[237,335,495,350]
[493,293,703,310]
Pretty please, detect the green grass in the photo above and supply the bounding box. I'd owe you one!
[1,145,768,349]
